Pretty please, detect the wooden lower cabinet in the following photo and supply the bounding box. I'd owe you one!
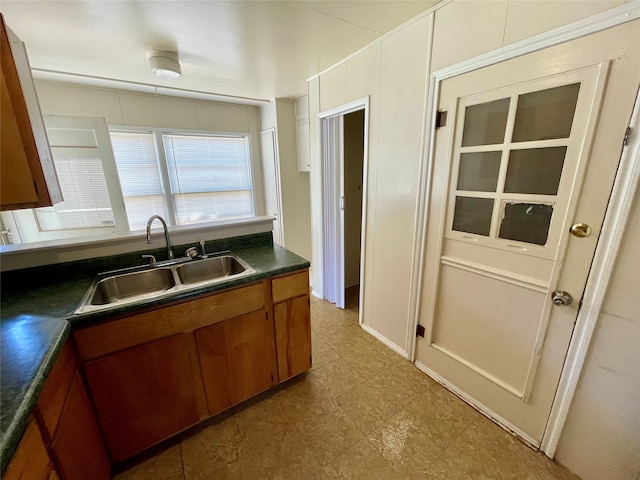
[274,295,312,381]
[196,308,278,415]
[83,334,201,462]
[3,418,53,480]
[50,372,110,480]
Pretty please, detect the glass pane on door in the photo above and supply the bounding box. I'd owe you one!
[452,197,494,236]
[461,98,510,146]
[498,202,554,245]
[457,151,502,192]
[512,83,580,142]
[504,147,566,195]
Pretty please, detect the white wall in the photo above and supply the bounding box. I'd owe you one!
[555,191,640,480]
[260,99,312,262]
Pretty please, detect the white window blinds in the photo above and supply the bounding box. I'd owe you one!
[110,131,168,231]
[163,134,254,225]
[35,157,115,231]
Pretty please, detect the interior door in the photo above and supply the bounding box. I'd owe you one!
[415,21,640,446]
[321,114,346,309]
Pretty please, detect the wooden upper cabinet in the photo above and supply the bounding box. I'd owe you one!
[0,14,62,210]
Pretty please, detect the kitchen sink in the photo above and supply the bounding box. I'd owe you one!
[90,268,176,305]
[176,255,248,285]
[75,253,255,314]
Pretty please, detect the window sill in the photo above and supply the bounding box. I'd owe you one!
[0,216,276,272]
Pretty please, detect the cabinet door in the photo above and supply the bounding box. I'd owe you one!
[274,295,312,381]
[0,15,61,210]
[51,372,110,480]
[3,418,52,480]
[196,309,277,415]
[83,334,200,462]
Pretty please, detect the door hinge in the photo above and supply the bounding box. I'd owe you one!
[623,127,631,147]
[435,110,447,129]
[416,324,425,337]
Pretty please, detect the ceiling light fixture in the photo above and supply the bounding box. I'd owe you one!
[148,51,181,79]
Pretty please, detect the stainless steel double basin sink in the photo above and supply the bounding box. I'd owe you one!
[75,254,255,314]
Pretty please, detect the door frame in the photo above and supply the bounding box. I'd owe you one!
[409,3,640,456]
[260,128,284,246]
[318,97,369,318]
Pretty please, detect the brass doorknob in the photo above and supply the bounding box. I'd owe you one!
[570,223,592,238]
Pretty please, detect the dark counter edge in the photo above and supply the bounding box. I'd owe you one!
[0,320,70,475]
[0,232,310,474]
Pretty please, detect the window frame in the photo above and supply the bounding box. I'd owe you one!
[109,125,258,230]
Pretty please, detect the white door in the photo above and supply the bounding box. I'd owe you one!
[415,21,640,446]
[321,114,346,309]
[260,129,284,245]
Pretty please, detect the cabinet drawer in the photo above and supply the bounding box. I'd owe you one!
[190,282,264,331]
[74,282,264,360]
[272,270,309,303]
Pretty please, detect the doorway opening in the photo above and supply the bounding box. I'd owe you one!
[319,98,368,313]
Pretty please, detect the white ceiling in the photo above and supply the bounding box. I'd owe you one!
[1,1,440,102]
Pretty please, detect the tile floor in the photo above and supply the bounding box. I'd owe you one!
[114,293,579,479]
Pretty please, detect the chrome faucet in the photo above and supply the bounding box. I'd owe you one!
[146,215,174,260]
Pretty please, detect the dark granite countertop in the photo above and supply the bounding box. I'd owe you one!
[0,233,309,473]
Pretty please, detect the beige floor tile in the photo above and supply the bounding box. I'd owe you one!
[323,438,398,480]
[337,381,403,435]
[181,414,242,479]
[113,444,184,480]
[312,356,367,399]
[222,421,325,479]
[367,410,444,477]
[295,403,364,466]
[311,334,341,370]
[444,415,579,480]
[277,373,338,422]
[396,384,479,450]
[425,453,475,479]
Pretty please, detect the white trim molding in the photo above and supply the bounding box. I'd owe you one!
[540,88,640,456]
[408,0,640,456]
[361,323,409,359]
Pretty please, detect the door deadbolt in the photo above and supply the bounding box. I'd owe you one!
[570,223,592,238]
[552,290,573,307]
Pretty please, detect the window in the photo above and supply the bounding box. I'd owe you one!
[2,115,257,245]
[111,130,255,231]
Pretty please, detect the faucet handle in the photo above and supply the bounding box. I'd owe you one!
[142,254,157,267]
[185,247,198,259]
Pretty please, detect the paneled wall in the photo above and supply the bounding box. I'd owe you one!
[309,15,432,352]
